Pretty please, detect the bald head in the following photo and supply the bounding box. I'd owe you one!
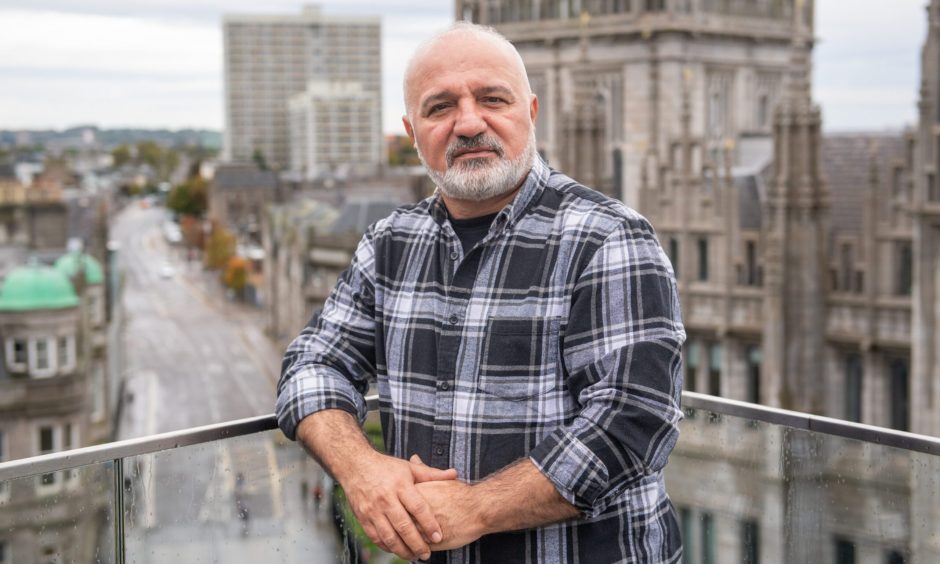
[403,22,531,121]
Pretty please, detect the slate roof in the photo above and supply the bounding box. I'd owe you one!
[329,200,401,235]
[213,164,279,191]
[822,133,907,239]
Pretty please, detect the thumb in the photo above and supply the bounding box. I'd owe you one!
[409,454,458,483]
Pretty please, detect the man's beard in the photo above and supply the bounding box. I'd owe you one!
[416,129,537,202]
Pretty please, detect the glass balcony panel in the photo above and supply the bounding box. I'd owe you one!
[667,407,940,562]
[0,461,114,563]
[123,429,350,562]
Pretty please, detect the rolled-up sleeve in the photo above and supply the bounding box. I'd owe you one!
[275,230,378,440]
[529,218,685,517]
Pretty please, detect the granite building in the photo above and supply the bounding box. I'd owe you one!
[457,0,804,208]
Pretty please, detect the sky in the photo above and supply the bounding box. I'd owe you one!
[0,0,929,136]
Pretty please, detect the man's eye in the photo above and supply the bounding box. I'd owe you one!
[427,103,450,116]
[482,97,506,104]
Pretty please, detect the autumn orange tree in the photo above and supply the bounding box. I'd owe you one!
[222,256,250,293]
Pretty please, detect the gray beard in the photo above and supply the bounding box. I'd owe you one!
[417,130,537,202]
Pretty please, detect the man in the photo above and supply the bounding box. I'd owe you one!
[276,22,685,563]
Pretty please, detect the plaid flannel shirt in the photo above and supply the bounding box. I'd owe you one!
[277,157,686,563]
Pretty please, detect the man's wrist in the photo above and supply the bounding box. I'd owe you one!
[467,481,498,537]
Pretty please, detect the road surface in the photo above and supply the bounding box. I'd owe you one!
[112,204,341,563]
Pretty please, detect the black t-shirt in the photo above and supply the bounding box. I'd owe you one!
[449,212,498,254]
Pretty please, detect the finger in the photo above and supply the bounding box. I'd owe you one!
[400,486,444,544]
[374,515,417,560]
[362,522,388,553]
[387,504,432,560]
[410,463,458,483]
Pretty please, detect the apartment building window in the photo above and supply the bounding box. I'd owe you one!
[885,550,906,564]
[741,519,760,564]
[698,237,709,281]
[685,340,699,393]
[38,426,57,490]
[746,345,761,404]
[32,338,54,377]
[6,338,27,372]
[36,423,77,494]
[839,242,855,292]
[63,423,79,486]
[835,537,856,564]
[740,240,760,286]
[57,336,75,374]
[701,512,716,564]
[889,358,910,432]
[896,242,913,296]
[680,507,694,564]
[708,343,722,396]
[668,237,680,278]
[844,354,863,423]
[0,540,6,563]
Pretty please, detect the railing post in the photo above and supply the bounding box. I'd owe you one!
[113,457,126,564]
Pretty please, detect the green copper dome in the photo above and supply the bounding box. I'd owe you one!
[54,253,104,285]
[0,265,80,311]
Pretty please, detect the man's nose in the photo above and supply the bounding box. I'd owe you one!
[453,101,487,138]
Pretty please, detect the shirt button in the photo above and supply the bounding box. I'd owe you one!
[450,251,459,260]
[435,446,445,456]
[439,382,449,391]
[449,314,459,325]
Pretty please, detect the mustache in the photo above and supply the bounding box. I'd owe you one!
[445,135,504,166]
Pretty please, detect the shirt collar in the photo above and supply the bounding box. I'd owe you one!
[427,155,549,232]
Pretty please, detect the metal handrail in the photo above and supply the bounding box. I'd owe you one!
[0,392,938,482]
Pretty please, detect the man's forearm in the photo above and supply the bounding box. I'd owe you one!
[473,458,580,534]
[295,408,375,484]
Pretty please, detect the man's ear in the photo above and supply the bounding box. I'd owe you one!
[529,94,539,125]
[403,115,415,144]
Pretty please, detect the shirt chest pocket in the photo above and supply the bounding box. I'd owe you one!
[477,317,561,400]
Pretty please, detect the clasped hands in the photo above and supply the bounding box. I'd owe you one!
[339,451,483,561]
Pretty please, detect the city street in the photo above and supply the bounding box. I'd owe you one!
[112,204,340,562]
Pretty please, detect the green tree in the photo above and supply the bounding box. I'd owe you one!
[166,176,208,217]
[111,144,132,168]
[204,223,236,270]
[252,149,268,171]
[136,141,164,169]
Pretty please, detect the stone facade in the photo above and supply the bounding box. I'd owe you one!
[0,259,111,564]
[458,0,804,208]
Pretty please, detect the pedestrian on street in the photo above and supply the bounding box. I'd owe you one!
[276,21,685,564]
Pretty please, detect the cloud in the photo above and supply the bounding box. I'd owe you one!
[814,0,925,131]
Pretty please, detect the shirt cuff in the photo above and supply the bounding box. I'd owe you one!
[275,367,368,440]
[529,429,611,517]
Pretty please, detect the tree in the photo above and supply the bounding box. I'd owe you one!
[222,256,250,294]
[204,223,236,270]
[166,176,208,217]
[179,215,205,248]
[136,141,164,170]
[252,149,269,171]
[112,145,132,168]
